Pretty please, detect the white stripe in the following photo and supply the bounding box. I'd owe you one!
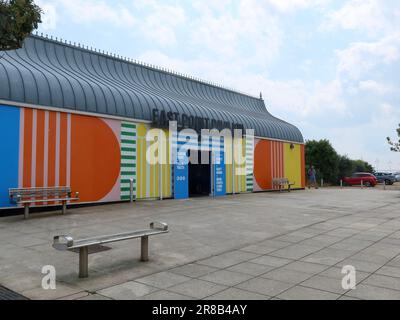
[121,158,136,164]
[43,111,49,187]
[121,134,136,140]
[121,151,135,157]
[31,109,37,187]
[18,108,24,188]
[66,113,71,186]
[146,140,151,197]
[55,112,60,186]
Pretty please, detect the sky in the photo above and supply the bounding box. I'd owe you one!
[34,0,400,171]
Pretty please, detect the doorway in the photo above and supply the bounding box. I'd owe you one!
[189,150,211,197]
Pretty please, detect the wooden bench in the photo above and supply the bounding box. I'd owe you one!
[53,221,169,278]
[272,178,295,192]
[9,186,79,219]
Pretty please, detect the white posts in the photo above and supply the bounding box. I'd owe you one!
[129,178,134,203]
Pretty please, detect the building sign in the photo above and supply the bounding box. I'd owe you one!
[213,140,226,197]
[173,143,189,199]
[152,108,244,133]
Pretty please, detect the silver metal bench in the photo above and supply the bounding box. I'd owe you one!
[9,186,79,219]
[53,221,169,278]
[272,178,295,192]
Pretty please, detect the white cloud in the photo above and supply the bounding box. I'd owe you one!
[321,0,398,35]
[58,0,135,27]
[336,33,400,80]
[189,0,283,67]
[36,0,58,30]
[266,0,331,12]
[134,1,186,46]
[358,80,394,95]
[328,103,400,168]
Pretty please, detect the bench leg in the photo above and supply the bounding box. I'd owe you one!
[62,201,67,215]
[79,247,89,278]
[24,204,29,219]
[141,236,149,262]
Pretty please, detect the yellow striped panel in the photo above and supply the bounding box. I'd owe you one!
[136,123,147,199]
[284,143,302,189]
[136,125,172,199]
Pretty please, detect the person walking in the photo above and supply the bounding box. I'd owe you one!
[308,165,318,189]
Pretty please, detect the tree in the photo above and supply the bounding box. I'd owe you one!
[352,159,373,173]
[0,0,42,51]
[305,139,339,184]
[387,124,400,152]
[338,155,353,179]
[305,140,374,185]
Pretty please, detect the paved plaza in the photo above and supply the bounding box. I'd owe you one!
[1,187,400,300]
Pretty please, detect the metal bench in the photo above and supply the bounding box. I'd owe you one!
[53,221,169,278]
[272,178,295,192]
[9,186,79,219]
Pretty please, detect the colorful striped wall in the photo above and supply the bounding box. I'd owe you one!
[136,124,172,199]
[225,137,247,194]
[253,138,305,191]
[0,104,304,209]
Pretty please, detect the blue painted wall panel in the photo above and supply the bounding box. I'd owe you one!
[0,105,20,207]
[213,140,226,196]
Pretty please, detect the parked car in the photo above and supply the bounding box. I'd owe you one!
[374,172,396,185]
[394,172,400,182]
[343,172,377,187]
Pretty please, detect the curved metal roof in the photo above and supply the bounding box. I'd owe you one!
[0,35,303,142]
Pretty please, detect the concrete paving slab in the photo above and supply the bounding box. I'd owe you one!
[235,277,293,296]
[345,284,400,300]
[261,268,312,284]
[283,261,329,274]
[361,274,400,292]
[199,270,253,286]
[197,251,259,269]
[97,281,159,299]
[167,279,227,299]
[141,290,194,300]
[169,263,219,278]
[226,262,275,276]
[135,271,191,289]
[301,275,349,294]
[205,287,270,300]
[250,255,293,268]
[277,285,340,300]
[270,244,323,260]
[375,265,400,278]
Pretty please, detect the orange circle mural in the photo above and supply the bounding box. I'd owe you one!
[254,139,272,190]
[71,115,120,202]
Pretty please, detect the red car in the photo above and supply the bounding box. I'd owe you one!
[343,172,377,187]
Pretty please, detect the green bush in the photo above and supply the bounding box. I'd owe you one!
[305,140,374,185]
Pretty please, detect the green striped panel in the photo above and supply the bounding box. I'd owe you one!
[245,136,254,192]
[120,122,137,200]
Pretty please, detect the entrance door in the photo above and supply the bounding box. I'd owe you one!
[189,150,211,197]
